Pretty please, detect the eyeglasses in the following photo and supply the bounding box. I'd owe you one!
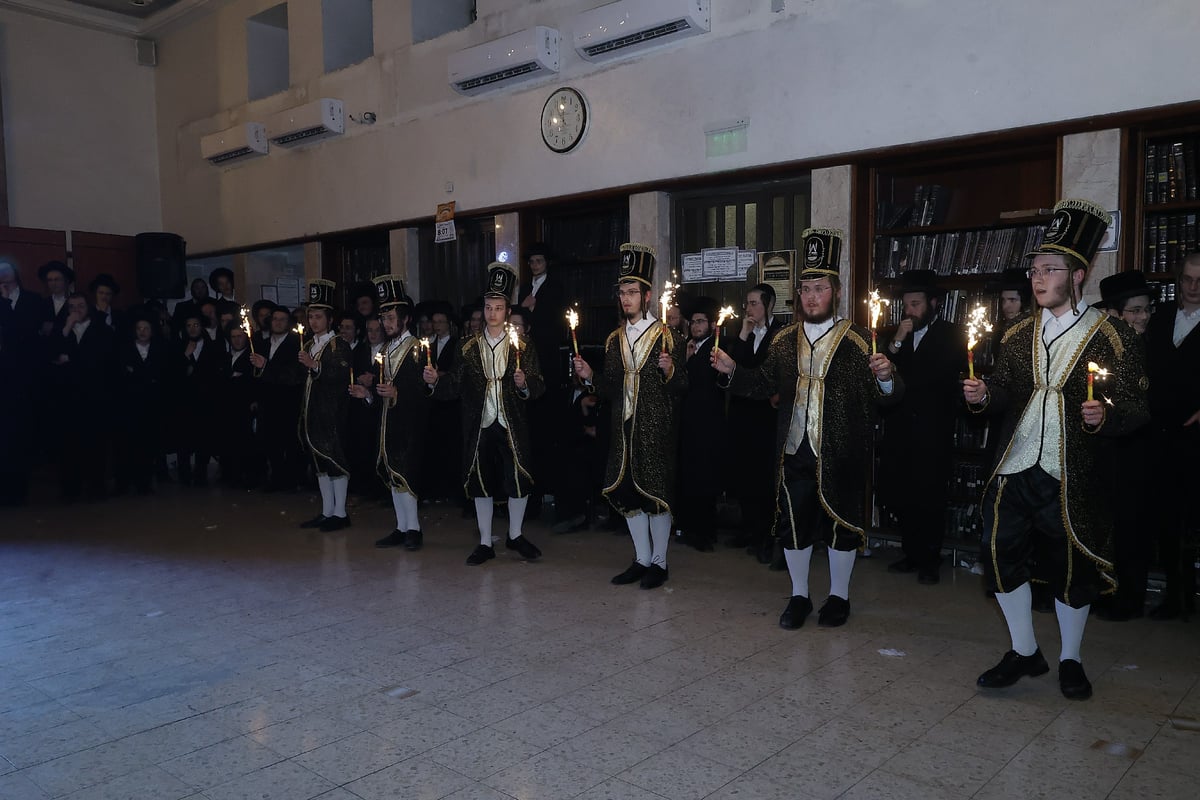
[616,288,643,299]
[1026,267,1070,279]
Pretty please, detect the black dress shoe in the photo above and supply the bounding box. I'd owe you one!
[505,535,542,560]
[976,649,1049,688]
[611,562,648,585]
[404,530,423,551]
[817,595,851,627]
[917,568,940,585]
[640,564,669,589]
[1058,659,1093,700]
[779,595,813,630]
[299,515,329,529]
[888,557,918,574]
[375,529,405,548]
[320,515,351,532]
[466,545,495,565]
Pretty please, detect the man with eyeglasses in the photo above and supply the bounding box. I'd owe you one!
[713,229,901,629]
[1145,252,1200,619]
[677,297,724,552]
[573,243,688,590]
[726,281,786,564]
[963,200,1149,700]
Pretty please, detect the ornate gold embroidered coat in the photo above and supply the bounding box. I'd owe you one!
[299,335,352,473]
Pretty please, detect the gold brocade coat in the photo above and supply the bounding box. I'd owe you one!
[596,324,688,514]
[971,312,1150,583]
[728,321,903,545]
[377,336,431,495]
[299,335,352,473]
[434,332,545,491]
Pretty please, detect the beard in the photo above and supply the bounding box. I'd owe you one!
[906,310,933,331]
[800,304,835,324]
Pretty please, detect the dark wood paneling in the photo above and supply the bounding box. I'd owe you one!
[72,231,138,307]
[0,226,67,286]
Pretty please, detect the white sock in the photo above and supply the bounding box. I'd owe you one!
[1055,600,1089,663]
[994,582,1038,656]
[827,547,856,600]
[316,474,334,517]
[784,546,813,597]
[474,498,494,547]
[331,476,349,518]
[507,496,528,541]
[648,513,672,568]
[626,513,651,566]
[397,491,420,532]
[390,490,409,530]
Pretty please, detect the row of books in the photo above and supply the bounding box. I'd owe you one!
[1144,212,1198,273]
[877,290,1001,328]
[948,462,990,500]
[952,417,990,451]
[873,225,1045,278]
[1144,138,1199,206]
[944,503,984,540]
[876,184,952,231]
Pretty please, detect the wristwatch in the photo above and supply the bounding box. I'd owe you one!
[888,340,901,353]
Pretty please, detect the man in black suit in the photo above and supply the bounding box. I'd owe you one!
[348,316,387,499]
[89,273,127,335]
[677,297,725,551]
[174,310,226,486]
[249,306,306,491]
[47,293,117,499]
[0,261,44,357]
[209,267,241,321]
[115,313,171,494]
[878,269,967,584]
[217,325,258,488]
[726,283,786,563]
[421,301,461,502]
[1146,253,1200,619]
[38,260,74,334]
[172,278,211,334]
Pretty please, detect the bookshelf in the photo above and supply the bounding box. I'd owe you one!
[1129,122,1200,290]
[858,140,1059,554]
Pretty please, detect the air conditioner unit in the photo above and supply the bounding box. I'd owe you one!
[448,26,559,96]
[573,0,710,62]
[200,123,268,165]
[266,98,344,147]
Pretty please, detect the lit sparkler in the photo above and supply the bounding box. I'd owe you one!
[658,280,677,353]
[965,305,993,380]
[508,324,521,371]
[715,305,738,351]
[419,337,432,367]
[374,350,384,382]
[866,289,889,354]
[566,307,580,356]
[1087,361,1109,401]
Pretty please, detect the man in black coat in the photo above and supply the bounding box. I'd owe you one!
[174,310,227,486]
[172,278,211,335]
[726,283,786,562]
[89,274,127,335]
[677,297,725,551]
[420,301,461,502]
[115,313,171,494]
[0,261,44,358]
[47,293,117,499]
[878,269,967,584]
[209,267,241,321]
[250,306,307,491]
[1145,253,1200,619]
[38,260,74,335]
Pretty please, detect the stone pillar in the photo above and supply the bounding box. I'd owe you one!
[629,191,672,300]
[810,165,854,317]
[304,241,322,283]
[388,227,421,299]
[1061,129,1122,303]
[231,253,248,304]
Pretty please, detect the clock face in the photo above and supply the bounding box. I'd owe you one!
[541,88,588,154]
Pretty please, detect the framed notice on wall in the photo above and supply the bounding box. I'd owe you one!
[757,250,796,313]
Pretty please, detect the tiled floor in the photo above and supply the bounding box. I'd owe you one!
[1,487,1197,800]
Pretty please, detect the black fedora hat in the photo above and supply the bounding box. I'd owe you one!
[1099,271,1154,307]
[88,273,121,295]
[38,260,74,284]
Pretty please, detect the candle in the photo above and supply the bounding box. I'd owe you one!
[420,337,432,368]
[715,305,738,351]
[866,290,889,355]
[566,307,580,356]
[294,322,306,349]
[965,305,993,380]
[508,323,521,371]
[658,281,676,353]
[1086,361,1108,401]
[374,350,384,382]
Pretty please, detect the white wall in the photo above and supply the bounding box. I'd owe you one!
[155,0,1200,254]
[0,9,161,235]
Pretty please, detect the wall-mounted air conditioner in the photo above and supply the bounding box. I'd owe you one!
[448,26,560,96]
[200,123,268,165]
[266,99,344,147]
[573,0,710,62]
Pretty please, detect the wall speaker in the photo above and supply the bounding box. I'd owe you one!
[135,232,186,298]
[135,39,157,67]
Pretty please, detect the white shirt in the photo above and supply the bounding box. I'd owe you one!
[230,347,246,371]
[52,295,66,315]
[802,316,893,395]
[1041,302,1090,345]
[625,314,658,348]
[205,325,218,342]
[135,341,150,361]
[71,319,91,343]
[309,331,334,357]
[690,335,711,356]
[1174,305,1200,347]
[751,317,774,354]
[530,273,547,296]
[4,286,20,307]
[912,319,933,351]
[268,333,287,359]
[435,333,451,359]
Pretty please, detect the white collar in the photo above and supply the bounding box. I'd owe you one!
[753,317,772,335]
[692,335,711,350]
[625,313,658,337]
[1179,304,1200,319]
[802,316,839,341]
[270,332,287,343]
[483,328,508,347]
[531,273,547,290]
[73,318,92,334]
[312,330,334,346]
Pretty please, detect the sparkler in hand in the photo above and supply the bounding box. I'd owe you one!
[419,337,432,367]
[715,305,738,351]
[374,350,384,382]
[508,324,521,371]
[566,307,580,356]
[866,290,889,354]
[658,281,677,353]
[1086,361,1109,401]
[965,305,993,380]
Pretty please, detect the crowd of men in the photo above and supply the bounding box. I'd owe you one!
[1,198,1197,701]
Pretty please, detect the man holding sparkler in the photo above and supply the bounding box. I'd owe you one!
[963,199,1148,700]
[878,269,967,585]
[426,262,545,566]
[712,229,900,628]
[573,243,688,590]
[250,306,305,492]
[296,280,354,532]
[351,275,430,551]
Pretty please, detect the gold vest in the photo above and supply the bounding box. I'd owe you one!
[783,320,851,457]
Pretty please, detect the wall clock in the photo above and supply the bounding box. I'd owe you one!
[541,87,588,154]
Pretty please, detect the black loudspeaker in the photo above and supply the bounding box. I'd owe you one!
[135,232,187,298]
